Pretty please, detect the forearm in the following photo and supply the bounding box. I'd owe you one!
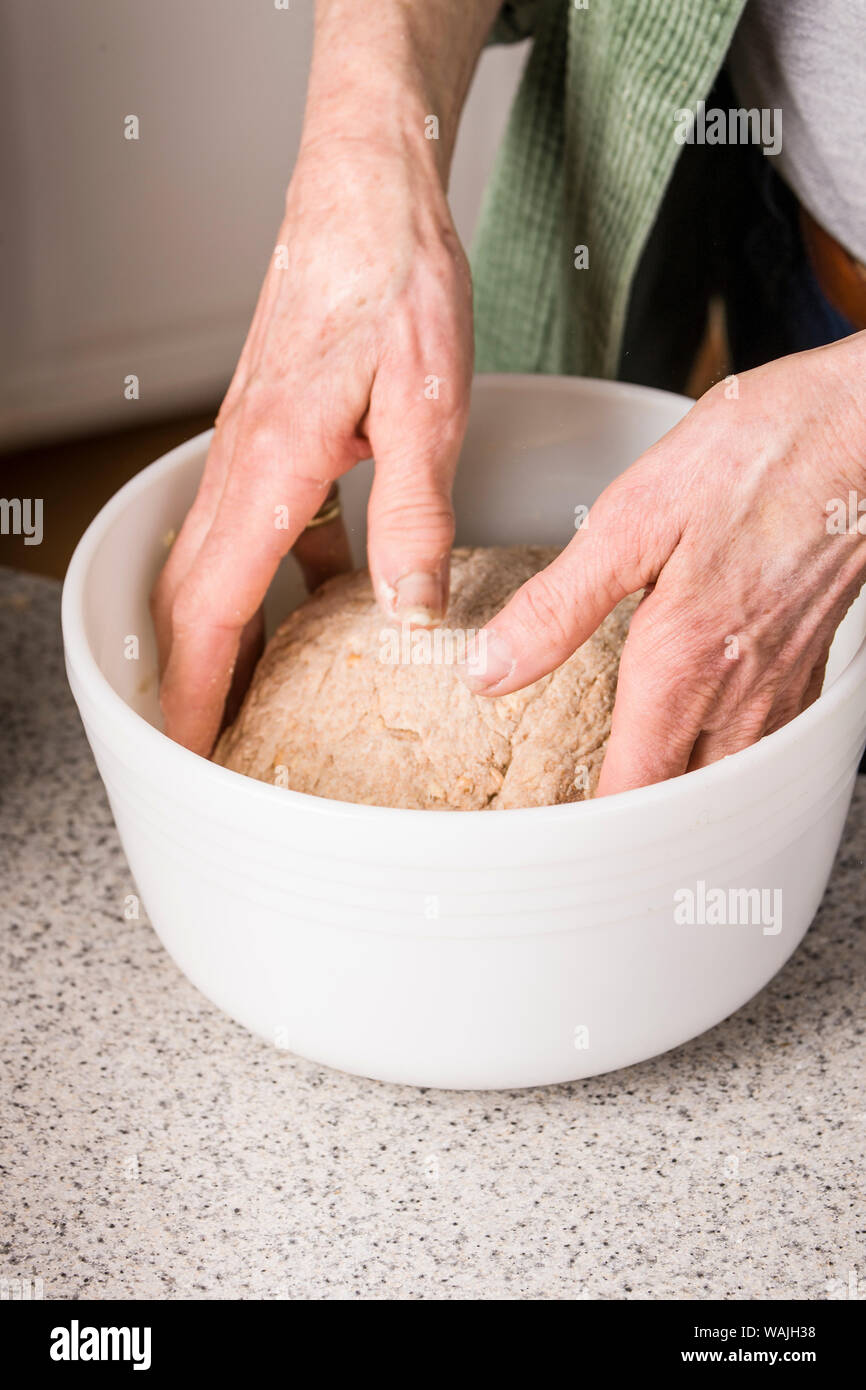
[302,0,502,182]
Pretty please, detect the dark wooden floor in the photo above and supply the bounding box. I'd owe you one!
[1,407,219,579]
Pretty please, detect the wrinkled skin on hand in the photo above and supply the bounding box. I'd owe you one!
[151,134,473,756]
[462,333,866,795]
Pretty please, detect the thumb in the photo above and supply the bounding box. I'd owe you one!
[459,483,677,696]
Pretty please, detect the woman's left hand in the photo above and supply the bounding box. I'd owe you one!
[460,332,866,795]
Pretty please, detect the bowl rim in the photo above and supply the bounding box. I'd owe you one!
[61,373,866,826]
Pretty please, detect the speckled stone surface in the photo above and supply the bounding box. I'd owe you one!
[2,566,865,1302]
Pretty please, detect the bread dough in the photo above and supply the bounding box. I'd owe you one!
[213,546,638,810]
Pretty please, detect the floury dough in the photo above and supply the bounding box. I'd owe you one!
[213,546,638,810]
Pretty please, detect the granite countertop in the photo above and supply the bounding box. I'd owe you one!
[2,566,864,1301]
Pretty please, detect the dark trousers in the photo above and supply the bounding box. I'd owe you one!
[619,72,855,389]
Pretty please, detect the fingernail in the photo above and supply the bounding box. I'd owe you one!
[393,571,444,626]
[458,629,514,693]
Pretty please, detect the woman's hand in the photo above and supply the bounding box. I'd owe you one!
[461,332,866,795]
[152,132,472,756]
[151,0,498,756]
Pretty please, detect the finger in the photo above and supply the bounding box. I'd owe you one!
[160,423,335,755]
[290,486,354,592]
[595,602,713,796]
[459,484,678,696]
[220,607,265,735]
[365,344,470,626]
[687,691,778,772]
[761,655,827,739]
[150,407,239,672]
[150,246,289,670]
[688,647,829,770]
[803,656,828,707]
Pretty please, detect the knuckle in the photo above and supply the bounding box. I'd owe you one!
[623,623,721,718]
[169,584,205,635]
[375,493,455,546]
[626,650,695,715]
[516,575,575,649]
[593,476,672,586]
[718,688,777,739]
[415,242,470,308]
[241,415,285,461]
[171,570,240,637]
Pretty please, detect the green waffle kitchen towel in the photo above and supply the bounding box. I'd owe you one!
[474,0,747,378]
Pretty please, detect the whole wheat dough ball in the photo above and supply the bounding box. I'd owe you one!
[213,546,638,810]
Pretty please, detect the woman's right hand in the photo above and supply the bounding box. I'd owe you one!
[151,126,474,757]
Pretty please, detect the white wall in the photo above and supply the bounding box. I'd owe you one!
[0,0,525,448]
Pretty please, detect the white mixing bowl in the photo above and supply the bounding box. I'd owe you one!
[62,376,866,1089]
